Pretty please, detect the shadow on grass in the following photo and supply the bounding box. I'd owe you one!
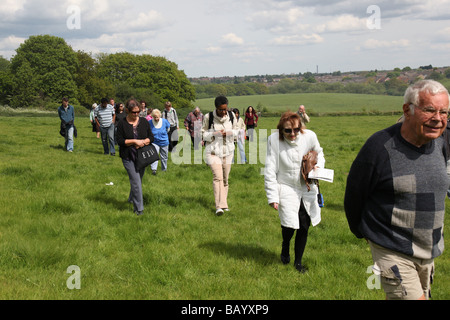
[199,241,278,266]
[87,193,130,212]
[49,144,65,150]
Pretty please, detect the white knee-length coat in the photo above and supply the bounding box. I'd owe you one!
[264,130,325,229]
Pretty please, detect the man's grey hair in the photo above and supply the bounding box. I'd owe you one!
[404,80,450,113]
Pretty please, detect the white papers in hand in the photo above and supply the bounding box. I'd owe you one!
[308,168,334,183]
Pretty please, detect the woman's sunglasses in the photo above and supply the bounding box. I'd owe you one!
[283,128,301,134]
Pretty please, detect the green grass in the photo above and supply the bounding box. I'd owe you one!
[0,110,449,300]
[194,93,404,115]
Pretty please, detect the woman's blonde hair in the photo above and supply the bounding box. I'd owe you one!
[151,109,161,117]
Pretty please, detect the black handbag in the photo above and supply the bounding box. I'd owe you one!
[136,144,159,170]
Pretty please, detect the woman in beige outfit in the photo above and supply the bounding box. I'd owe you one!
[202,96,239,216]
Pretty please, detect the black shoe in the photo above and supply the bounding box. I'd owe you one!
[295,263,308,273]
[152,170,157,175]
[280,254,290,265]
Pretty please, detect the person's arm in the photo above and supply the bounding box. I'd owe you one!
[184,114,191,131]
[71,106,75,122]
[344,142,378,239]
[264,134,280,210]
[202,113,214,142]
[302,112,310,123]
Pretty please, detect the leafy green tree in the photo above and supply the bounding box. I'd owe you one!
[74,50,114,107]
[10,35,79,107]
[0,56,12,105]
[445,68,450,79]
[10,60,40,108]
[96,52,195,108]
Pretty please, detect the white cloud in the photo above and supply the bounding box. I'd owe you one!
[316,14,366,33]
[0,35,26,57]
[221,33,244,46]
[247,7,307,33]
[123,10,166,32]
[361,38,410,50]
[271,33,323,46]
[206,46,221,54]
[0,0,26,17]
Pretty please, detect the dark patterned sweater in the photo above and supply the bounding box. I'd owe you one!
[344,123,448,259]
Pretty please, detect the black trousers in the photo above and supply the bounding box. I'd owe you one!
[281,201,311,265]
[168,126,178,151]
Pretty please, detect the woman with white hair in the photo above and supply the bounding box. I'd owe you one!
[90,103,100,138]
[149,109,171,175]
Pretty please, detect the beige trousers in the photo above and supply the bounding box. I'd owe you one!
[369,241,434,300]
[208,154,233,209]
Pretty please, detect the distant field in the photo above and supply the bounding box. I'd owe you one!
[193,93,404,115]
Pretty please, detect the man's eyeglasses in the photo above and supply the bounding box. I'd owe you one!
[412,104,449,118]
[283,127,301,134]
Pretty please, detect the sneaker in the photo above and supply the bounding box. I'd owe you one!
[223,208,230,212]
[215,208,224,216]
[135,211,143,216]
[152,170,157,175]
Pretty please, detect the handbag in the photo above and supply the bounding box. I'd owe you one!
[301,150,318,191]
[301,150,324,207]
[136,144,159,170]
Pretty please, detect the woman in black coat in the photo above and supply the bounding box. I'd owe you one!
[116,99,154,215]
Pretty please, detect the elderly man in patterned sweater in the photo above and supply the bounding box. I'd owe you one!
[345,80,450,300]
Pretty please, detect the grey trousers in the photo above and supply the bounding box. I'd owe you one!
[122,158,146,213]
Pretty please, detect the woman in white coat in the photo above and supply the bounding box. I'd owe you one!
[264,111,325,273]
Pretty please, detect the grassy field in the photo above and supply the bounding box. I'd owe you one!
[194,92,404,115]
[0,100,449,301]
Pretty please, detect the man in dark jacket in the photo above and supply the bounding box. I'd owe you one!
[58,97,75,152]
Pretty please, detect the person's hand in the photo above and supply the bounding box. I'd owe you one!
[135,139,146,149]
[269,203,279,210]
[214,129,226,137]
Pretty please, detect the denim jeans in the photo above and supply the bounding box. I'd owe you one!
[150,144,169,171]
[100,124,115,155]
[233,139,246,164]
[64,125,74,151]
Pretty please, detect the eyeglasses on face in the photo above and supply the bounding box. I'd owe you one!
[412,104,449,118]
[283,127,301,134]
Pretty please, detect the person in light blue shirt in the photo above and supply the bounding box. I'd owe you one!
[57,97,75,152]
[149,109,170,175]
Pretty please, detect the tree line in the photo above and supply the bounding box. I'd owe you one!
[193,68,450,99]
[0,35,196,112]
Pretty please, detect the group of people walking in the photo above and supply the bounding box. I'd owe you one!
[57,79,450,300]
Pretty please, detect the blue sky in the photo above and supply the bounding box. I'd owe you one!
[1,0,449,77]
